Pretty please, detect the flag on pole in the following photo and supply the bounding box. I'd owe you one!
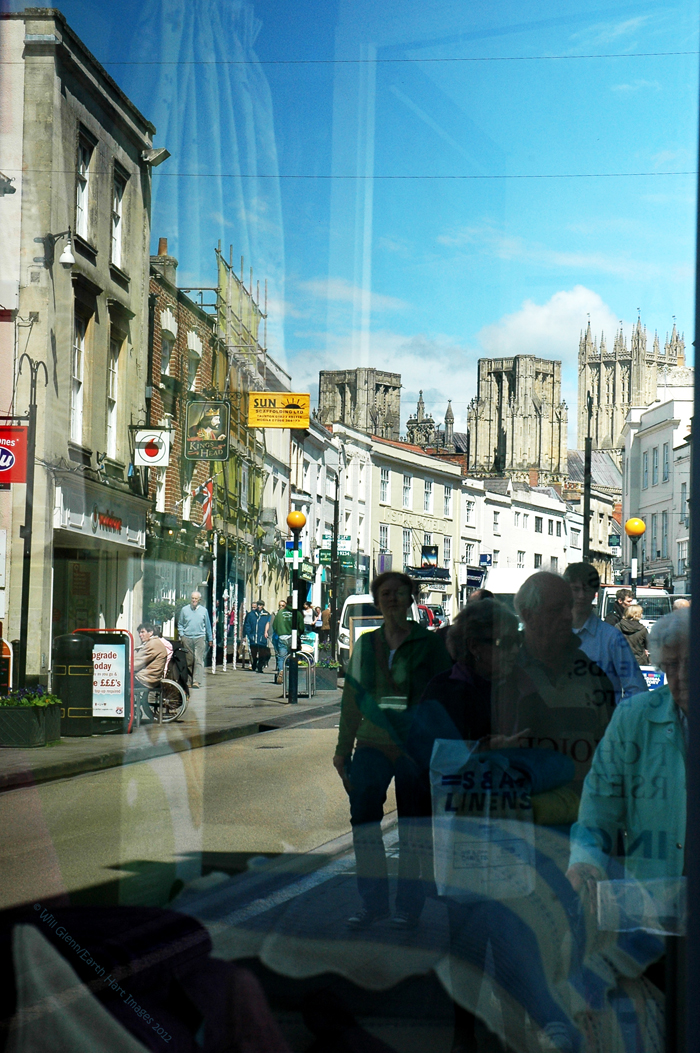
[193,479,213,530]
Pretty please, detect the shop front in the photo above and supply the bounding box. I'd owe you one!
[51,475,148,649]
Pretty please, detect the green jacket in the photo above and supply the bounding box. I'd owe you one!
[569,685,686,881]
[272,608,304,637]
[336,622,451,758]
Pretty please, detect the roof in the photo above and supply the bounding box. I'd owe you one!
[452,431,469,453]
[567,450,622,490]
[483,479,510,495]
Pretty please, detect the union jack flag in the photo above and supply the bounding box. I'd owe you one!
[193,479,213,530]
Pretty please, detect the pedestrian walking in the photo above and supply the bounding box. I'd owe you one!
[243,600,272,672]
[177,592,213,689]
[271,599,304,686]
[320,605,332,644]
[616,604,650,665]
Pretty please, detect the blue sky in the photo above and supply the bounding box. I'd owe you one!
[15,0,699,441]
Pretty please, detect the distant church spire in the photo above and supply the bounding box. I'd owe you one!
[416,390,425,422]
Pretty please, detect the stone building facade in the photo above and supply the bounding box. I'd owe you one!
[466,356,568,483]
[577,318,686,455]
[317,367,401,440]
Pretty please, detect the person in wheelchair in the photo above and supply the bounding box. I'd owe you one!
[134,622,169,689]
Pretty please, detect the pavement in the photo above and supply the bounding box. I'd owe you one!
[0,665,342,793]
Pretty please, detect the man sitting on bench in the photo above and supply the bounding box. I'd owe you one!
[134,622,168,689]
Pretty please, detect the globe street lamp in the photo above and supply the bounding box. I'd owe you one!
[624,517,646,596]
[286,510,306,704]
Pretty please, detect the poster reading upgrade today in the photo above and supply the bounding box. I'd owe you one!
[93,643,126,717]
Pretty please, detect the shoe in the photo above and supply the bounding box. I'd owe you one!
[346,906,390,930]
[391,911,420,930]
[192,682,200,688]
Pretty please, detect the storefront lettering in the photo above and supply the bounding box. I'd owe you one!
[90,506,123,534]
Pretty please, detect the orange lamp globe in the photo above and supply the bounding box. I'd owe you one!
[624,517,646,538]
[287,510,307,532]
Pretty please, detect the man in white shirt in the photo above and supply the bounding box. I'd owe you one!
[563,563,648,706]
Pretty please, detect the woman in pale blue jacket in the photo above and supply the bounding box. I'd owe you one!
[567,608,689,890]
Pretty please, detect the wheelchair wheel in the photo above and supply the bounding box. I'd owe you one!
[154,678,188,723]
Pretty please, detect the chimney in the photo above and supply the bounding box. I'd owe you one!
[151,236,178,286]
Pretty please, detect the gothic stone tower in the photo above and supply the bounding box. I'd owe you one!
[317,368,401,439]
[577,319,685,454]
[467,356,568,482]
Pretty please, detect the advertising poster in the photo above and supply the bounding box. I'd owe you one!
[93,643,126,717]
[185,401,230,460]
[248,392,310,429]
[0,426,28,483]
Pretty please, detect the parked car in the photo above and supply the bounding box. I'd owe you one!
[418,604,435,628]
[337,593,420,674]
[426,604,449,627]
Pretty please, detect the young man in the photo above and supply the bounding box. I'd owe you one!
[563,564,647,706]
[604,587,634,627]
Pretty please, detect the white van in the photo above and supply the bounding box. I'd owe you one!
[337,593,421,674]
[480,568,535,613]
[597,586,671,630]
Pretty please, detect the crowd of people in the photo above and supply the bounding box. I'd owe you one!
[332,566,689,1053]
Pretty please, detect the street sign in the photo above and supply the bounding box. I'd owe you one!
[377,552,393,573]
[479,554,492,566]
[0,426,27,483]
[248,392,310,429]
[133,429,170,467]
[285,540,303,562]
[466,567,485,588]
[608,535,621,547]
[338,535,352,554]
[185,400,230,460]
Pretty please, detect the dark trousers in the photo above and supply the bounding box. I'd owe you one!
[250,644,269,671]
[348,745,433,916]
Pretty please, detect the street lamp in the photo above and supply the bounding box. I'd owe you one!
[33,228,75,270]
[286,510,306,704]
[625,517,646,596]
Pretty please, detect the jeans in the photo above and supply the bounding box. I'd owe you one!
[348,745,432,916]
[181,635,207,685]
[275,635,290,673]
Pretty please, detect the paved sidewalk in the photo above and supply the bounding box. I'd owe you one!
[0,666,341,793]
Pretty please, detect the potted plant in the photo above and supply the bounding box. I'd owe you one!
[0,687,62,747]
[316,651,340,691]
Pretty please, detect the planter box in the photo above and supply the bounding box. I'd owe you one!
[315,667,339,691]
[0,704,61,748]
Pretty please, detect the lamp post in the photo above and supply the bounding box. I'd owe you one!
[286,510,306,704]
[624,518,646,597]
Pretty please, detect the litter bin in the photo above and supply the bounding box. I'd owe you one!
[52,633,94,736]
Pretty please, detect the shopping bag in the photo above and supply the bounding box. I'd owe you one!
[430,738,536,902]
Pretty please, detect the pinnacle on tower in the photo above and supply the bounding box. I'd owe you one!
[416,390,425,422]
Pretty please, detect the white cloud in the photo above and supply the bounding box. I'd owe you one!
[296,277,407,312]
[570,15,651,47]
[611,79,662,93]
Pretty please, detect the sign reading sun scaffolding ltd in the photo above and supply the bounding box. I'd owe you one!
[248,393,310,429]
[133,429,170,468]
[0,426,27,483]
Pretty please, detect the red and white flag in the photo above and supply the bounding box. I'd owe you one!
[193,479,213,530]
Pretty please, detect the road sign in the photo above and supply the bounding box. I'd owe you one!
[466,567,485,587]
[338,535,352,554]
[479,553,492,566]
[248,392,310,429]
[133,429,170,467]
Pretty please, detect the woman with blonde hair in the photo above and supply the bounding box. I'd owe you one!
[616,603,649,665]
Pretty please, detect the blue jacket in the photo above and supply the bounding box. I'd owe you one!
[243,609,271,647]
[569,685,686,880]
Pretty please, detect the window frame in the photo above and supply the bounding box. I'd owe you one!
[75,134,93,241]
[71,313,86,445]
[106,333,120,459]
[443,483,452,518]
[402,474,412,509]
[111,165,127,269]
[424,478,433,513]
[380,467,390,504]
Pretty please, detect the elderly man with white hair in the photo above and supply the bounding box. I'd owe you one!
[567,607,689,891]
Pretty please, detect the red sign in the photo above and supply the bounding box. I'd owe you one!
[0,427,27,483]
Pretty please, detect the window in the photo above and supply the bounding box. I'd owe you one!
[443,484,452,518]
[465,542,475,564]
[651,513,658,557]
[423,532,432,547]
[380,467,390,503]
[465,499,475,525]
[571,529,581,549]
[548,519,553,535]
[155,468,166,512]
[681,482,688,525]
[662,443,670,482]
[534,553,542,568]
[402,474,412,509]
[678,539,689,577]
[493,510,500,534]
[106,335,120,459]
[535,516,543,533]
[111,168,126,268]
[523,514,529,529]
[303,460,310,492]
[550,556,558,572]
[241,463,249,512]
[187,353,199,393]
[642,451,649,489]
[514,511,520,527]
[517,550,525,569]
[661,511,668,560]
[71,314,85,444]
[443,536,451,568]
[556,521,562,537]
[652,446,659,486]
[493,549,499,567]
[424,479,433,513]
[161,333,174,376]
[379,524,388,552]
[402,528,411,569]
[76,136,92,240]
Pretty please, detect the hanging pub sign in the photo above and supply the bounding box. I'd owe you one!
[185,400,230,461]
[0,426,27,483]
[248,392,310,429]
[421,545,439,569]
